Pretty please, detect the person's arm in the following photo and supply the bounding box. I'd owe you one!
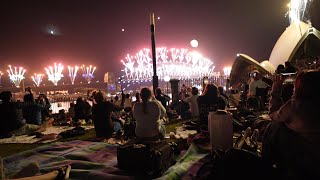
[269,75,284,114]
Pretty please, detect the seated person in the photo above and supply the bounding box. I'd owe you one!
[132,87,167,141]
[263,70,320,179]
[0,91,51,138]
[91,91,121,139]
[22,90,52,125]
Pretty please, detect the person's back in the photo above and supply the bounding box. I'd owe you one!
[133,87,166,140]
[22,94,49,125]
[92,94,114,138]
[0,101,24,137]
[198,84,226,126]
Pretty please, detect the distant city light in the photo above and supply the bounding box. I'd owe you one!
[122,28,125,32]
[190,39,199,48]
[157,16,160,20]
[31,73,44,87]
[81,65,96,83]
[68,66,79,84]
[7,65,26,88]
[50,30,54,34]
[45,63,64,86]
[121,47,215,82]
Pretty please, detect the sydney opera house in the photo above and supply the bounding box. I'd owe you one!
[230,21,320,88]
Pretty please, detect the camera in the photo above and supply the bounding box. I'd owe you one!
[249,72,257,78]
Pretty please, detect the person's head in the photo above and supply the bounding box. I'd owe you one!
[0,91,12,103]
[94,91,104,103]
[277,64,285,70]
[218,86,224,95]
[76,97,83,104]
[191,87,199,96]
[125,93,130,99]
[135,92,141,102]
[293,70,320,101]
[115,96,119,101]
[70,102,75,107]
[23,93,34,103]
[140,87,152,113]
[202,84,218,98]
[141,87,152,102]
[155,87,162,96]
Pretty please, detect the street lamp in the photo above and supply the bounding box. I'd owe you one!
[164,76,170,94]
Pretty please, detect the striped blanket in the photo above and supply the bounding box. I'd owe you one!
[3,140,209,179]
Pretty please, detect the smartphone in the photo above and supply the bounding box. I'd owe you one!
[281,73,296,84]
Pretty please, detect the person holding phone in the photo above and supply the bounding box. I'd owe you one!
[248,70,269,97]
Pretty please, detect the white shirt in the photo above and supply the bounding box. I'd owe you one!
[182,95,199,117]
[249,79,268,96]
[133,99,166,138]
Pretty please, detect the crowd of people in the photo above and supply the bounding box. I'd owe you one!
[1,58,320,179]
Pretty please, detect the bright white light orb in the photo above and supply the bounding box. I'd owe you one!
[190,39,199,48]
[157,17,160,20]
[121,29,125,32]
[50,30,54,34]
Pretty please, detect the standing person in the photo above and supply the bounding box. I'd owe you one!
[197,84,227,127]
[182,87,199,119]
[133,87,167,141]
[155,87,170,109]
[91,91,120,139]
[132,92,141,106]
[263,70,320,179]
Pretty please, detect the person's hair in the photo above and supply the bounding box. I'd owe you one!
[202,84,218,98]
[76,97,83,104]
[155,87,162,96]
[23,93,34,102]
[135,92,141,102]
[94,91,104,103]
[191,87,199,95]
[0,91,12,102]
[125,93,130,99]
[140,87,152,113]
[277,64,285,70]
[218,86,224,94]
[294,70,320,101]
[115,96,119,101]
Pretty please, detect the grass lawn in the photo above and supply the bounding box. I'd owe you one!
[0,119,189,158]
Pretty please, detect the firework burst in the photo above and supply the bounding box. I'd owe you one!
[287,0,312,24]
[45,63,64,85]
[68,66,79,84]
[7,65,26,88]
[31,73,44,87]
[120,47,215,82]
[81,65,96,83]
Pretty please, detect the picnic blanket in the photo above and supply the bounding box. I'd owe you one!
[2,140,209,179]
[0,126,94,144]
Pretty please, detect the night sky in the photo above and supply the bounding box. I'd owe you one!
[0,0,319,86]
